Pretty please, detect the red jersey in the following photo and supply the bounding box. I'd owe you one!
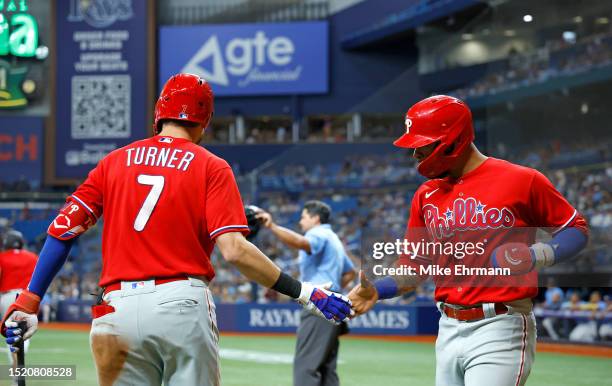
[69,135,249,287]
[0,249,38,291]
[400,157,586,305]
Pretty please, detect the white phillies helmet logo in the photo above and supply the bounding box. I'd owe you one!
[405,118,412,134]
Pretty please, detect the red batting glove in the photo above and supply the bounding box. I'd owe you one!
[0,290,41,337]
[490,242,535,275]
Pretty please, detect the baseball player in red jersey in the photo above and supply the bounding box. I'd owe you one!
[0,73,352,386]
[349,95,589,386]
[0,230,37,370]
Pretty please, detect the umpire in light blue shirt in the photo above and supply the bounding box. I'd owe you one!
[257,200,356,386]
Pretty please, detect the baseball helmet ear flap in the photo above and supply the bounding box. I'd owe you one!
[416,123,474,178]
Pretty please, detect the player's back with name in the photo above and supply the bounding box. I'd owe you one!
[125,142,195,171]
[71,135,244,287]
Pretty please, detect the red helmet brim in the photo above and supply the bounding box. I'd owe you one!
[393,132,441,149]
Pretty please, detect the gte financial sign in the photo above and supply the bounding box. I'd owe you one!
[184,31,295,88]
[162,22,328,96]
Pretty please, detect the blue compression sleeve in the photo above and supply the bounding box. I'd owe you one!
[28,236,75,297]
[374,276,399,300]
[548,227,588,264]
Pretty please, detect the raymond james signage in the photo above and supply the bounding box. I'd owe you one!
[213,303,439,335]
[159,21,328,96]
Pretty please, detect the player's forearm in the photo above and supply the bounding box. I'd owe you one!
[29,195,96,297]
[219,235,305,298]
[270,224,311,252]
[548,227,588,263]
[223,237,282,288]
[217,233,309,298]
[528,226,589,269]
[28,236,74,297]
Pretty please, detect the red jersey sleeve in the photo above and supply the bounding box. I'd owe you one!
[70,160,105,220]
[206,163,249,239]
[527,170,587,234]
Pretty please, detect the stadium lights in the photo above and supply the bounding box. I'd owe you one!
[581,102,589,114]
[563,31,577,43]
[462,33,474,40]
[523,14,533,23]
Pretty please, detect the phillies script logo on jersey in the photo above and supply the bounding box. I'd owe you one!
[423,197,515,240]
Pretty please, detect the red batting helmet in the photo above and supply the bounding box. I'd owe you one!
[394,95,474,178]
[153,73,214,134]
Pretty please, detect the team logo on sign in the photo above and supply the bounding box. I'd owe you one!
[68,0,134,28]
[423,197,515,240]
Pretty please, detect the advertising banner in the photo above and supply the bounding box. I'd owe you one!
[160,21,328,96]
[215,303,439,335]
[0,117,43,187]
[54,0,150,179]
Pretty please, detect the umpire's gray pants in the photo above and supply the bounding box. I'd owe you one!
[294,310,341,386]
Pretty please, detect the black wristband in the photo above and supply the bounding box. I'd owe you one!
[272,272,302,299]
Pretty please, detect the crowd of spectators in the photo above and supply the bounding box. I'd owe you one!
[258,153,421,191]
[493,137,612,230]
[203,119,352,145]
[536,280,612,342]
[0,177,34,192]
[454,28,612,100]
[202,116,405,145]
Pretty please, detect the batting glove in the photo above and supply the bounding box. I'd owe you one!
[491,242,555,275]
[1,290,40,352]
[297,282,353,325]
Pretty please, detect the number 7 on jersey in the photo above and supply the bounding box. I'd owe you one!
[134,174,165,231]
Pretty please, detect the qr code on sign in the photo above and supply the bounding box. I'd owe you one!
[71,75,131,139]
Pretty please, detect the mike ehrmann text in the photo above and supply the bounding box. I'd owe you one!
[372,264,511,277]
